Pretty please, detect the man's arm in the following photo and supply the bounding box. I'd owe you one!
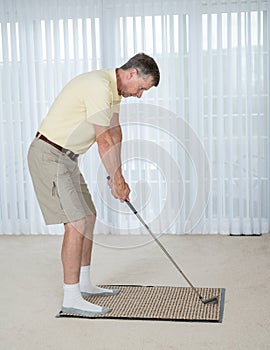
[94,121,130,201]
[109,113,122,173]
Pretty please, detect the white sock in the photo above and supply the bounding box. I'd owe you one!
[62,283,103,312]
[80,265,115,294]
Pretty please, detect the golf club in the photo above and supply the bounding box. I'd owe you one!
[107,176,218,305]
[124,200,218,305]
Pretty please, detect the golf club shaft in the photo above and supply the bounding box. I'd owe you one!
[124,200,204,301]
[106,176,211,303]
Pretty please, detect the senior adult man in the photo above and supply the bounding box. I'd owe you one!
[28,53,160,316]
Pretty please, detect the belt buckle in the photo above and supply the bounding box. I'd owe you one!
[64,149,77,161]
[69,153,76,161]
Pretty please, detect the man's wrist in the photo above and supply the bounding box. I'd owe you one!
[113,171,123,182]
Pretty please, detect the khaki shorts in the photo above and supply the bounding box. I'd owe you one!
[28,137,96,225]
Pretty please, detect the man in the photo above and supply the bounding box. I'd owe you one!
[28,53,160,317]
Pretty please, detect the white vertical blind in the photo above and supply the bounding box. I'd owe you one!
[0,0,269,235]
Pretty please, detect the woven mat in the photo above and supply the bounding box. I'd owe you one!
[56,285,225,323]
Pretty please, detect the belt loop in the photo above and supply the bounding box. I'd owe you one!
[36,132,41,139]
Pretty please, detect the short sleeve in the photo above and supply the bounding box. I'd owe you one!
[85,82,113,126]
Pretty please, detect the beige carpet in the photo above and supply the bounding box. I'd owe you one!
[56,285,225,322]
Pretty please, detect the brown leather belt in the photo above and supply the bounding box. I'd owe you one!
[36,132,79,161]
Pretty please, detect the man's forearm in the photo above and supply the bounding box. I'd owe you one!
[94,123,129,201]
[109,124,122,174]
[96,129,122,180]
[97,131,129,200]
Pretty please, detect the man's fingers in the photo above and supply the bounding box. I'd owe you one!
[111,188,118,199]
[107,175,130,201]
[111,187,129,201]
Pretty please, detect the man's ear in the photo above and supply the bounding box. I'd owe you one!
[128,68,138,79]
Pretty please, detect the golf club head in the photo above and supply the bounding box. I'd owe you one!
[202,296,219,305]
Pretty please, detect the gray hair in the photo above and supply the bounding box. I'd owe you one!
[120,53,160,87]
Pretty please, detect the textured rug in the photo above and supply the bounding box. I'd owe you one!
[56,285,225,323]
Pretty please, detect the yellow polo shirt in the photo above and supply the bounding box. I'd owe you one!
[38,68,121,154]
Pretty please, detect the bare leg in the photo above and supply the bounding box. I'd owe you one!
[78,215,119,296]
[81,214,96,267]
[61,218,86,284]
[61,216,109,314]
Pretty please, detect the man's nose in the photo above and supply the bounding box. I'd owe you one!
[136,90,143,98]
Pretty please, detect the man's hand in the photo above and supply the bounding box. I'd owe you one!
[107,175,130,201]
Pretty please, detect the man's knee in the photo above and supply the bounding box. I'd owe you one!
[84,214,96,240]
[65,214,96,238]
[65,217,88,236]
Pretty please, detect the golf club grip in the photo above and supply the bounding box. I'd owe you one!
[124,199,137,214]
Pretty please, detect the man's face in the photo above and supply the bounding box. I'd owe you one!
[118,69,154,98]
